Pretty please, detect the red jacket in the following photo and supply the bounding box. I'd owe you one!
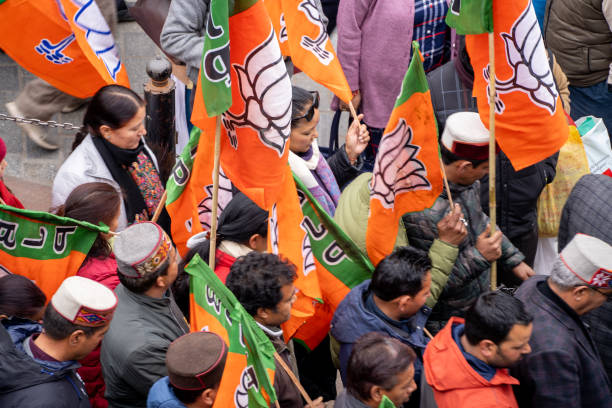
[214,249,236,283]
[423,317,520,408]
[76,256,119,408]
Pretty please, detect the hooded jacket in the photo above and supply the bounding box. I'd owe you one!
[423,317,519,408]
[330,280,430,384]
[0,319,91,408]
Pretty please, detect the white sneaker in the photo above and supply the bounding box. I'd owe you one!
[5,102,58,150]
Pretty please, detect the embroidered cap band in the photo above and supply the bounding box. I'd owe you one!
[51,276,117,327]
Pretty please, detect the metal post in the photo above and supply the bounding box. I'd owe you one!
[144,56,176,184]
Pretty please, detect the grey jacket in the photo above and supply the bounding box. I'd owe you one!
[101,285,189,408]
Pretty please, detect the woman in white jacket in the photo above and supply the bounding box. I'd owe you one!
[52,85,164,232]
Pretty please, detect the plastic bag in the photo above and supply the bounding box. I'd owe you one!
[576,116,612,176]
[537,125,590,237]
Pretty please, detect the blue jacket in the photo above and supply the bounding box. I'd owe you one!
[147,377,186,408]
[330,280,430,383]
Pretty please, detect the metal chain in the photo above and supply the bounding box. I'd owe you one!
[0,113,81,130]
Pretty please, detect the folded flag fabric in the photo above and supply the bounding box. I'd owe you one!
[446,0,493,34]
[0,205,108,298]
[187,254,278,408]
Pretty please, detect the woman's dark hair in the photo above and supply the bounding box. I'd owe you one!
[347,332,416,402]
[55,182,121,263]
[42,303,100,340]
[464,291,533,346]
[291,86,316,122]
[73,84,145,150]
[0,274,46,320]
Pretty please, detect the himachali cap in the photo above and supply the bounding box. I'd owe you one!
[166,332,228,391]
[114,221,173,278]
[560,234,612,288]
[51,276,117,327]
[441,112,498,161]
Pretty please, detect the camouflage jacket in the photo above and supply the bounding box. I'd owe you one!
[402,180,524,326]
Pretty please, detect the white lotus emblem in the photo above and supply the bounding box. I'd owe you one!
[297,0,333,65]
[198,169,233,230]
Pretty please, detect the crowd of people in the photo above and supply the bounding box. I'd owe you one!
[1,0,612,407]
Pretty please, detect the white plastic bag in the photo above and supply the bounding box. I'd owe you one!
[575,116,612,175]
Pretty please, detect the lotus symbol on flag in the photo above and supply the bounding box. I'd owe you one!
[198,170,233,230]
[35,35,76,65]
[222,28,292,157]
[70,0,123,80]
[297,0,333,65]
[279,13,288,43]
[371,119,432,209]
[483,2,558,115]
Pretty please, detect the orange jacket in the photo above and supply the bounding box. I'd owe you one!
[423,317,520,408]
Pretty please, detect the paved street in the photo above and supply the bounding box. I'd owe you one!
[0,19,344,210]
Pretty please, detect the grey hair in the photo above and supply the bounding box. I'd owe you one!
[549,256,585,290]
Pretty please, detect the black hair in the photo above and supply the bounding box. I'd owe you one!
[73,84,145,150]
[118,262,170,294]
[226,252,296,316]
[464,291,533,346]
[347,332,416,402]
[369,247,432,301]
[0,274,46,320]
[42,303,101,340]
[291,86,315,121]
[439,143,488,168]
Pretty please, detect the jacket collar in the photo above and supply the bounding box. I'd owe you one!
[22,334,81,375]
[117,283,172,309]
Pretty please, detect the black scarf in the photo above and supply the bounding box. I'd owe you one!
[92,136,148,223]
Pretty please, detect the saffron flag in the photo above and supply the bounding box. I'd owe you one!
[165,127,234,257]
[465,0,568,170]
[0,205,108,298]
[366,42,444,266]
[191,0,292,210]
[446,0,493,34]
[264,0,353,102]
[186,254,278,408]
[0,0,129,98]
[292,174,373,349]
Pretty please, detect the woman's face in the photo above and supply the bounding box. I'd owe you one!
[104,106,146,150]
[289,107,320,154]
[0,159,7,178]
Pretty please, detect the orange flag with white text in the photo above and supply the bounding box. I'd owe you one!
[466,0,568,170]
[0,0,129,98]
[366,43,443,266]
[265,0,353,102]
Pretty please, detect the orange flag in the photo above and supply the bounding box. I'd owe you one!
[466,0,568,171]
[366,43,443,266]
[191,0,293,210]
[265,0,353,102]
[269,166,322,340]
[0,0,129,98]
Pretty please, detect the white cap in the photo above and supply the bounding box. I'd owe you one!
[441,112,493,160]
[560,234,612,288]
[51,276,117,327]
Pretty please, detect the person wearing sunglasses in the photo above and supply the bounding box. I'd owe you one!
[289,86,370,216]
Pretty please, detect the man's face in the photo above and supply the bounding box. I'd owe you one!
[459,161,489,185]
[71,323,111,360]
[488,323,533,368]
[163,247,179,287]
[399,272,431,319]
[382,363,418,407]
[262,283,297,327]
[583,286,612,314]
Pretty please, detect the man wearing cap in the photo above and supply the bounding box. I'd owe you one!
[147,332,228,408]
[512,234,612,407]
[402,111,533,333]
[101,222,189,408]
[0,276,117,407]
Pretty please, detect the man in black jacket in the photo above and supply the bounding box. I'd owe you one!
[0,276,117,408]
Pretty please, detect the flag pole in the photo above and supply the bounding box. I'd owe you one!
[488,32,497,291]
[208,116,223,270]
[151,190,167,223]
[348,101,361,124]
[439,156,455,209]
[273,352,314,406]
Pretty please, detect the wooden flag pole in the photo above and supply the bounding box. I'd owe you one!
[488,32,498,291]
[273,352,314,406]
[348,101,361,124]
[151,190,167,223]
[208,116,223,270]
[439,156,455,209]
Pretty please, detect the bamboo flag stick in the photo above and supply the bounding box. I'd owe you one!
[439,156,455,209]
[208,116,223,271]
[348,101,361,124]
[424,327,434,341]
[151,190,167,223]
[488,32,498,291]
[273,352,314,406]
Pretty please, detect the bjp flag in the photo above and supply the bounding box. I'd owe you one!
[463,0,568,170]
[0,205,108,299]
[264,0,353,102]
[0,0,129,98]
[187,255,278,408]
[366,43,444,266]
[191,0,292,210]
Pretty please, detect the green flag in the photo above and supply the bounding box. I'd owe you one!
[199,0,232,116]
[186,254,278,407]
[446,0,493,34]
[379,395,398,408]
